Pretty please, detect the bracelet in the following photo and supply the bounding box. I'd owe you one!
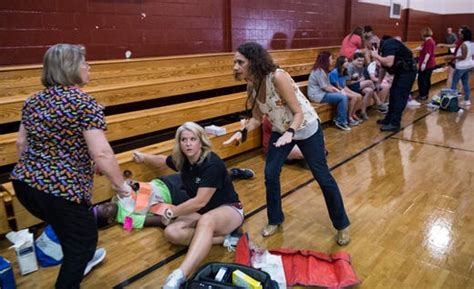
[286,127,295,136]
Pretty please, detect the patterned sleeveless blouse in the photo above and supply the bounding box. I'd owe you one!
[256,69,319,139]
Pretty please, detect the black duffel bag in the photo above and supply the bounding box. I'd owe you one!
[184,262,279,289]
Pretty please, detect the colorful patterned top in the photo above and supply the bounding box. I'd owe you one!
[11,86,106,205]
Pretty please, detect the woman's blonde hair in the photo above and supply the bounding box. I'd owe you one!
[41,43,86,87]
[171,122,212,170]
[421,27,433,39]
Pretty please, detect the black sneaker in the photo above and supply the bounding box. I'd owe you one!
[376,119,389,125]
[229,168,255,180]
[380,124,401,132]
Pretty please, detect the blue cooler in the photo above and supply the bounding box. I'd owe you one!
[0,257,16,289]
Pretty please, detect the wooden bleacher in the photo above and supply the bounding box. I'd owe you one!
[0,46,339,230]
[0,42,447,232]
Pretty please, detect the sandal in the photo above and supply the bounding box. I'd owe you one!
[336,227,351,246]
[261,224,281,237]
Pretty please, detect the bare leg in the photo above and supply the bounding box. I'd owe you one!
[360,87,374,116]
[361,80,383,106]
[344,87,362,119]
[178,206,243,277]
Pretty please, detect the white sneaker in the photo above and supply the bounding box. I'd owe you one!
[223,234,240,252]
[84,248,106,276]
[407,99,421,106]
[464,100,471,106]
[163,268,186,289]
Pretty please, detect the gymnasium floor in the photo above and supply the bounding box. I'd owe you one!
[2,89,473,289]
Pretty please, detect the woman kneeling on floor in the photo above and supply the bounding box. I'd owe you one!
[132,122,244,289]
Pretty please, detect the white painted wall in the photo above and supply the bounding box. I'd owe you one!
[358,0,474,14]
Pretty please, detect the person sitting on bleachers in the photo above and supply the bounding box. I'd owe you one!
[328,55,363,126]
[363,25,381,50]
[346,52,387,119]
[308,51,351,131]
[340,26,368,61]
[366,58,392,105]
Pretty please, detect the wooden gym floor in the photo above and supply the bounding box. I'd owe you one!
[1,86,473,289]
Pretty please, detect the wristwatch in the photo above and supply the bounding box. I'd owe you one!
[286,127,295,136]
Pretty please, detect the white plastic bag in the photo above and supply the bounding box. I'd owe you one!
[251,249,286,289]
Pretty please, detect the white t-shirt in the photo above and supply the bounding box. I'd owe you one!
[455,41,473,70]
[367,61,377,76]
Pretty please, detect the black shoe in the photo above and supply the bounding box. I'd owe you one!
[380,124,401,132]
[229,168,255,180]
[417,95,428,101]
[376,119,389,125]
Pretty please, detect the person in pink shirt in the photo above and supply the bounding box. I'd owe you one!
[340,27,367,61]
[413,27,436,101]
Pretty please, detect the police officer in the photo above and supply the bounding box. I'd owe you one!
[371,35,417,131]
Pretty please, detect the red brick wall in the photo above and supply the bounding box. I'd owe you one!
[0,0,226,65]
[350,1,408,41]
[0,0,473,65]
[441,14,474,40]
[404,9,444,43]
[230,0,346,50]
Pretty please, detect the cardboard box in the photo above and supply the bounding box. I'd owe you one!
[6,230,38,275]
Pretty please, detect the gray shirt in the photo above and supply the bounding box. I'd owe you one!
[446,32,457,45]
[346,63,365,82]
[307,68,330,103]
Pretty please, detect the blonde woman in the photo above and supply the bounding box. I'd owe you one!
[132,122,243,289]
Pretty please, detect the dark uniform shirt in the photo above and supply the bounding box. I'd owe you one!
[379,38,415,75]
[166,152,240,214]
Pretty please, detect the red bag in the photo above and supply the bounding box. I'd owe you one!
[269,248,360,289]
[234,233,251,266]
[234,234,360,289]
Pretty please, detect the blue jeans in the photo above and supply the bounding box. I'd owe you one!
[321,92,348,124]
[451,68,471,101]
[264,123,350,230]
